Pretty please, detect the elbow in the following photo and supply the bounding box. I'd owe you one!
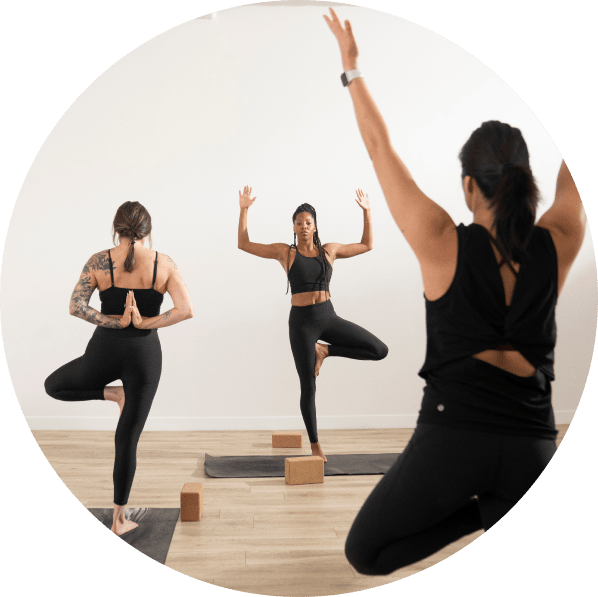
[184,306,194,320]
[69,302,78,317]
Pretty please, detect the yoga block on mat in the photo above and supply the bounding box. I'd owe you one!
[285,456,324,485]
[180,483,203,522]
[272,431,303,448]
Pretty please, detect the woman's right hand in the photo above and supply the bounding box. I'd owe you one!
[119,290,133,328]
[324,8,359,71]
[239,185,257,210]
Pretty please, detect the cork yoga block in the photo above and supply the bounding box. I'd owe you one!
[272,431,303,448]
[180,482,203,522]
[285,456,324,485]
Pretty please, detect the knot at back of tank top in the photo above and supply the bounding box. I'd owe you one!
[288,248,333,294]
[419,223,558,380]
[99,250,164,317]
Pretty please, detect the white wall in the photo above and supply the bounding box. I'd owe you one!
[2,3,595,431]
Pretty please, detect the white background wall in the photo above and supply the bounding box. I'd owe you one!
[2,2,595,431]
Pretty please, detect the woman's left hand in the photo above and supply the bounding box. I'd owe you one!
[355,188,370,211]
[131,295,144,328]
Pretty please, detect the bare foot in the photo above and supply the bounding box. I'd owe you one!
[314,343,329,378]
[311,442,327,462]
[111,518,139,536]
[104,386,125,419]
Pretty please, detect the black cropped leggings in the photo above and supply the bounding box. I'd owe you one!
[345,422,557,575]
[44,326,162,506]
[288,300,388,443]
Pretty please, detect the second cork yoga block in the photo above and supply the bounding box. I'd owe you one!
[272,431,303,448]
[285,456,324,485]
[180,482,203,522]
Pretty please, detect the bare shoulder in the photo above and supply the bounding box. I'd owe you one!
[536,221,585,272]
[160,252,179,271]
[274,242,293,260]
[84,250,112,275]
[157,253,184,284]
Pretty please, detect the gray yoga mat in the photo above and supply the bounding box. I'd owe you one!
[204,452,401,478]
[88,507,179,564]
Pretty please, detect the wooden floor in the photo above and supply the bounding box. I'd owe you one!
[33,425,568,596]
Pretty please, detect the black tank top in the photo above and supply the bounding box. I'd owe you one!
[417,223,559,439]
[99,250,165,317]
[288,247,333,295]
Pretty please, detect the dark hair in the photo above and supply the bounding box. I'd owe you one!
[459,120,540,263]
[112,201,152,273]
[286,203,330,299]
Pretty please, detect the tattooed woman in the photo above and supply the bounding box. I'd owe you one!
[44,201,193,535]
[238,187,388,462]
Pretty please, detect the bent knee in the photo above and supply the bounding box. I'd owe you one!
[44,374,61,400]
[345,540,377,576]
[372,341,389,361]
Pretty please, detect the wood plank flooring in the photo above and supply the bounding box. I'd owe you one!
[33,425,568,596]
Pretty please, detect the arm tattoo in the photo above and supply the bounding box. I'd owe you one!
[143,309,173,329]
[83,250,116,278]
[70,253,123,329]
[166,256,178,269]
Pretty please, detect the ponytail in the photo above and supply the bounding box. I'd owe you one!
[489,164,539,262]
[124,239,137,273]
[459,121,540,262]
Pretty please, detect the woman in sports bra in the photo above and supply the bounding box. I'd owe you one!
[44,201,193,535]
[238,187,388,461]
[325,9,586,574]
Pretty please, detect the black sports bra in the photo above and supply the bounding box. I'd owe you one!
[288,247,332,295]
[99,250,165,317]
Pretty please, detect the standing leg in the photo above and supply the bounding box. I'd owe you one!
[111,380,159,536]
[111,334,162,535]
[289,318,326,459]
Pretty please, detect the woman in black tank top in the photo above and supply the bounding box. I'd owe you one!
[44,201,193,536]
[238,187,388,461]
[325,8,586,575]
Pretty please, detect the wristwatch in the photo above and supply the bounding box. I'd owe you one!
[341,69,363,87]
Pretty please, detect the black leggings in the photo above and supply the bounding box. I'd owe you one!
[288,300,388,443]
[44,326,162,506]
[345,422,557,575]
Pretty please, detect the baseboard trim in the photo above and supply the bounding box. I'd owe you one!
[26,414,418,431]
[25,410,576,431]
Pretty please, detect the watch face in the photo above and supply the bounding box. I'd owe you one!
[341,72,348,87]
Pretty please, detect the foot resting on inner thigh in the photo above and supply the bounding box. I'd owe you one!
[104,386,125,419]
[314,343,329,378]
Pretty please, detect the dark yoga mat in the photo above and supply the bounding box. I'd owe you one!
[204,453,401,478]
[88,507,180,564]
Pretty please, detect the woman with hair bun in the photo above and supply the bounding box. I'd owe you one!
[238,187,388,461]
[44,201,193,535]
[325,8,586,575]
